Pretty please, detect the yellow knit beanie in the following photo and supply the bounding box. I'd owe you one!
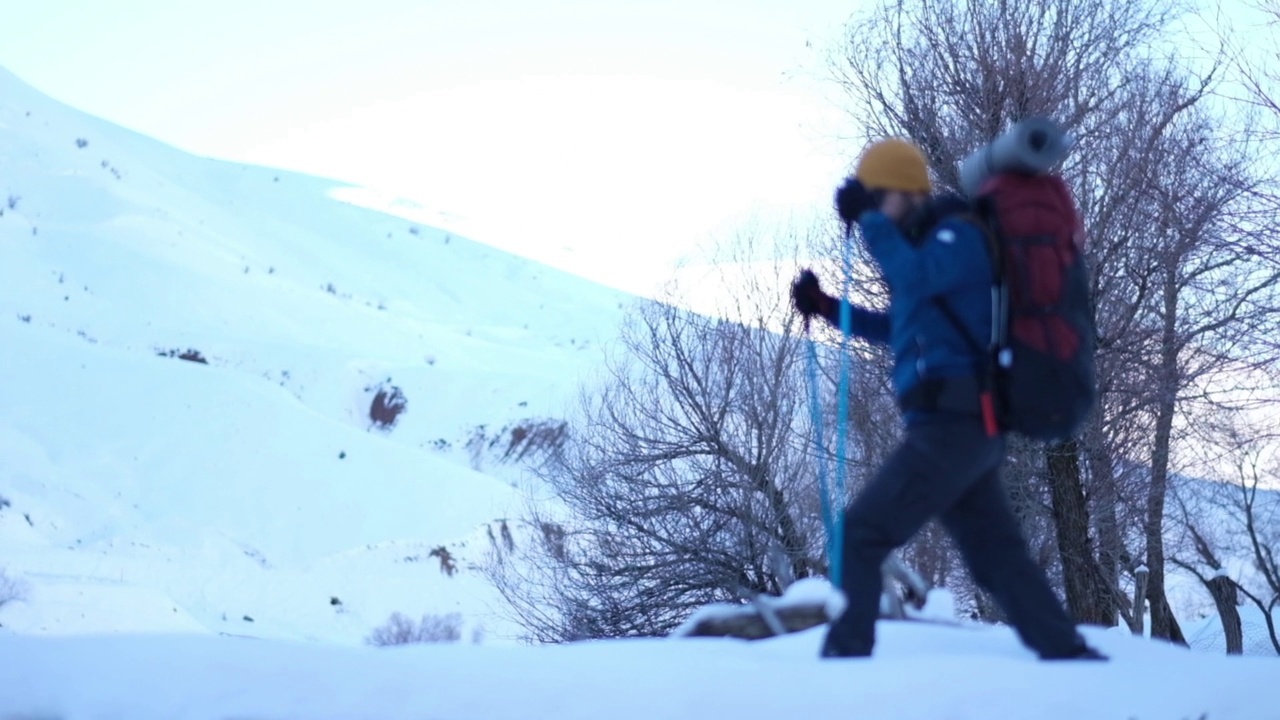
[855,138,932,193]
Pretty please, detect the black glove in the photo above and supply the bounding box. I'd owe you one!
[834,177,876,227]
[791,269,837,324]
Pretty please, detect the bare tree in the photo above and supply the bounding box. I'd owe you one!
[1184,435,1280,655]
[1172,489,1245,654]
[483,231,831,641]
[1220,0,1280,136]
[828,0,1280,643]
[1107,56,1280,638]
[831,0,1180,186]
[830,0,1183,630]
[1230,450,1280,654]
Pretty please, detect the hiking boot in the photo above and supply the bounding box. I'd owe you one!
[819,626,872,659]
[1043,644,1108,661]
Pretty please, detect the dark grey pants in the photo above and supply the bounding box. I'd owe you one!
[823,416,1083,658]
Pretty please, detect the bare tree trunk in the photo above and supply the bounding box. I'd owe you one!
[1206,574,1243,655]
[1086,438,1125,625]
[1144,271,1186,645]
[1144,463,1185,643]
[1046,440,1114,626]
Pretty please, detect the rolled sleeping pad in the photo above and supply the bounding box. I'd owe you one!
[958,117,1072,197]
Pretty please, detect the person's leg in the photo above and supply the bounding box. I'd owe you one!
[823,419,1001,657]
[939,469,1099,659]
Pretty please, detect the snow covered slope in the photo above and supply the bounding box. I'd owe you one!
[0,65,629,644]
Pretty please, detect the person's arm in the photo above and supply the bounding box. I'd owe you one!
[859,212,991,297]
[820,301,890,345]
[792,269,891,345]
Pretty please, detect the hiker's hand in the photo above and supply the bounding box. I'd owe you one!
[835,177,876,227]
[791,270,835,321]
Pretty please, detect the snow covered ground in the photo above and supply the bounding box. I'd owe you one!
[2,618,1276,720]
[1,62,1278,720]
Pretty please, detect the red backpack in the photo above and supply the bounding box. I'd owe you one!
[940,173,1096,441]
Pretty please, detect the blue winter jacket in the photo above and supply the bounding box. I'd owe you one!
[840,209,994,417]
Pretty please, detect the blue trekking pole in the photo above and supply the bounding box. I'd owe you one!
[831,222,855,585]
[803,222,857,587]
[803,321,836,571]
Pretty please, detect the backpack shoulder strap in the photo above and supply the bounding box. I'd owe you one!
[952,200,1003,282]
[932,205,1006,352]
[932,295,986,356]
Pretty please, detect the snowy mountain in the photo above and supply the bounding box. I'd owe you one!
[1,65,1277,720]
[0,64,629,644]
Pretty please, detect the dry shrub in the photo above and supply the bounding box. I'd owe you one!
[157,348,208,364]
[502,419,568,461]
[428,546,457,577]
[367,380,407,429]
[467,419,568,469]
[366,612,463,646]
[0,568,29,609]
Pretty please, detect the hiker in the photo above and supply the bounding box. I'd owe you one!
[790,138,1104,661]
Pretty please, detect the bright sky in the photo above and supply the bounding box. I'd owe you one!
[0,0,859,296]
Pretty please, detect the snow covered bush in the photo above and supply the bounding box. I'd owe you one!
[365,612,462,646]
